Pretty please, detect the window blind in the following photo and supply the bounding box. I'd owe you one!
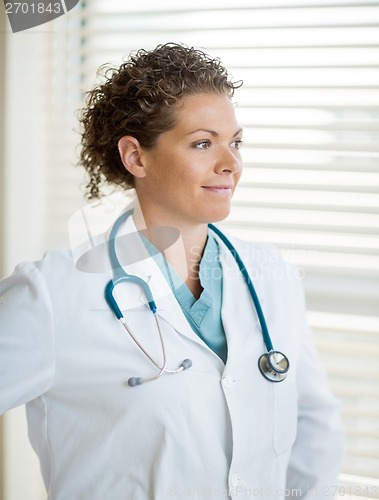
[7,0,379,497]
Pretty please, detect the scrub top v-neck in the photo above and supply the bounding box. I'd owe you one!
[143,231,228,363]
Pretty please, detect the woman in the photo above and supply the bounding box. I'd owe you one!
[0,44,344,499]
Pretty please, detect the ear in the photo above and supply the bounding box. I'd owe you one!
[118,136,146,179]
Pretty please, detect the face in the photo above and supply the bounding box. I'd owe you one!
[135,92,243,226]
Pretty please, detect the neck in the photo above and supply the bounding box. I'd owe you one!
[133,204,208,299]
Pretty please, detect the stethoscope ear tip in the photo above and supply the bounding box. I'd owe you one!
[128,377,144,387]
[181,359,192,370]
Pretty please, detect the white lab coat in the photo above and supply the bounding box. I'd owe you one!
[0,214,344,500]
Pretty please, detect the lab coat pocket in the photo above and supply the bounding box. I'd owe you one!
[273,379,298,456]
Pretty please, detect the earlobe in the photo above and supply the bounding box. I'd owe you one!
[118,136,146,178]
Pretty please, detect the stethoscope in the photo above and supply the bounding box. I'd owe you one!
[105,210,290,386]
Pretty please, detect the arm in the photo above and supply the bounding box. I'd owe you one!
[0,261,55,414]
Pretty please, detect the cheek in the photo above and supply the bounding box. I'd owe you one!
[149,160,175,187]
[235,164,243,185]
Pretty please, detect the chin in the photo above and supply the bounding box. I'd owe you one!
[204,208,231,224]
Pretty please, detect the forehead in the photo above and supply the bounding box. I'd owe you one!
[170,93,240,135]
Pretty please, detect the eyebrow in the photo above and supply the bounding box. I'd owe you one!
[187,128,243,137]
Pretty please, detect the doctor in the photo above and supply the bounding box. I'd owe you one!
[0,43,344,499]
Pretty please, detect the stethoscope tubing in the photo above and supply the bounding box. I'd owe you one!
[208,223,274,352]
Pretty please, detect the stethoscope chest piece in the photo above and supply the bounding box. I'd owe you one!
[258,350,290,383]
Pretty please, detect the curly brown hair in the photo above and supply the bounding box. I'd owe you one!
[78,43,242,199]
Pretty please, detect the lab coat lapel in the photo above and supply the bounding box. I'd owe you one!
[216,233,268,365]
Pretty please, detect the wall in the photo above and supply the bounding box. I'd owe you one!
[0,3,6,499]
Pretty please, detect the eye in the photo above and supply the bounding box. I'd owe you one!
[193,140,211,150]
[232,139,243,150]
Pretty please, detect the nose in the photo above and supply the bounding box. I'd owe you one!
[215,146,241,175]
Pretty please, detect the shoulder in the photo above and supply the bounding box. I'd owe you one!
[1,248,73,285]
[2,246,105,298]
[1,245,112,317]
[229,233,282,262]
[0,250,75,331]
[215,228,303,291]
[36,247,76,271]
[215,228,286,270]
[0,249,75,306]
[11,248,78,284]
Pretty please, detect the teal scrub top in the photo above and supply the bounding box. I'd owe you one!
[143,232,227,363]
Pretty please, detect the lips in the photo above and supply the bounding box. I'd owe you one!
[201,185,233,193]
